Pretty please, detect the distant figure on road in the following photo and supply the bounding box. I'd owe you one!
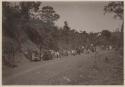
[108,45,113,50]
[76,48,81,55]
[55,51,61,58]
[71,50,77,56]
[90,44,96,53]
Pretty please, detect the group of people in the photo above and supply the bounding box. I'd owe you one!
[26,43,97,61]
[23,43,114,62]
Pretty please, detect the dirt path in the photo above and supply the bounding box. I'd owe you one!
[3,50,123,85]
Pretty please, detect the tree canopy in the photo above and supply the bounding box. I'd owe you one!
[104,1,123,20]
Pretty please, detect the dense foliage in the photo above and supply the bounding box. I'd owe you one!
[2,2,123,66]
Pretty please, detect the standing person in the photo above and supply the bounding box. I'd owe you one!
[86,45,90,54]
[81,46,85,53]
[90,43,95,52]
[76,47,81,55]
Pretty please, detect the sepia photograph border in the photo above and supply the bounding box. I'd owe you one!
[0,0,124,87]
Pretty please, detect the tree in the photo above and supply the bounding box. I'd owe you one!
[88,32,97,45]
[20,2,41,19]
[62,21,71,45]
[104,1,123,32]
[40,6,60,25]
[2,2,42,67]
[101,30,111,39]
[63,21,71,31]
[101,30,111,46]
[2,2,42,26]
[104,1,123,48]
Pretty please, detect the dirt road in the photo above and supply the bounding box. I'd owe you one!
[3,50,123,85]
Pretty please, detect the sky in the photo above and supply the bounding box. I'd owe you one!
[41,2,122,33]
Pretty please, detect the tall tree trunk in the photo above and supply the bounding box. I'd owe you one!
[121,22,123,33]
[121,21,124,47]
